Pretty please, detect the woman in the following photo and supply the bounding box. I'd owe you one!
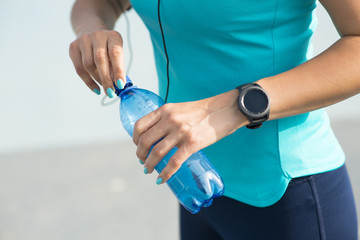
[69,0,359,239]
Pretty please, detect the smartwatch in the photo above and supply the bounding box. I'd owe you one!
[236,83,270,129]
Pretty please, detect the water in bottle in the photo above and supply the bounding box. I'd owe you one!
[115,76,225,214]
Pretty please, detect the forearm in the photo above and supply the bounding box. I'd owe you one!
[71,0,130,37]
[257,36,360,121]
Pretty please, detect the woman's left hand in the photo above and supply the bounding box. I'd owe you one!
[133,89,248,184]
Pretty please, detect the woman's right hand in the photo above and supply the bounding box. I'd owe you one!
[69,30,126,97]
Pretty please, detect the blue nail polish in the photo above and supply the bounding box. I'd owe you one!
[144,168,148,174]
[117,79,125,89]
[93,89,101,95]
[156,177,163,185]
[139,159,144,165]
[106,88,115,98]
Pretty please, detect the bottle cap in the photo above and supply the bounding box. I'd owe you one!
[114,75,134,96]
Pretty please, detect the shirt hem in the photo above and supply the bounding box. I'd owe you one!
[286,157,345,178]
[223,176,290,208]
[223,158,345,207]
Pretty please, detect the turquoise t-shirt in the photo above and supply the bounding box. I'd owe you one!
[130,0,345,207]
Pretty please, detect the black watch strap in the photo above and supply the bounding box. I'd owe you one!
[236,83,270,129]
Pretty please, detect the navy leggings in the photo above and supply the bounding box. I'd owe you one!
[180,164,358,240]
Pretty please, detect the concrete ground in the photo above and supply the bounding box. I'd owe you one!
[0,119,359,240]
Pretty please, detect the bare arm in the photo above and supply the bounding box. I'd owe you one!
[257,0,360,120]
[71,0,130,37]
[69,0,130,96]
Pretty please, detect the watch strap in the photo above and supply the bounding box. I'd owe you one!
[236,83,270,129]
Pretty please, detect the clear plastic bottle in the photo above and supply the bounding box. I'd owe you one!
[115,76,224,214]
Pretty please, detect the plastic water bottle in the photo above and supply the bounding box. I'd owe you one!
[115,76,224,214]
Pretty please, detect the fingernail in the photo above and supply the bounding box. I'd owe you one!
[156,177,163,185]
[143,168,148,174]
[139,159,144,165]
[93,89,101,95]
[106,88,115,98]
[117,79,125,89]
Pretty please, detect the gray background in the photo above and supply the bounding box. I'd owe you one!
[0,1,359,239]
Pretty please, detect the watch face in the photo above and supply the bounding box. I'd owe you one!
[239,87,270,118]
[243,89,268,114]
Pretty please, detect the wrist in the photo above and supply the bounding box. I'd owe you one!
[203,89,249,132]
[74,21,110,38]
[227,89,250,130]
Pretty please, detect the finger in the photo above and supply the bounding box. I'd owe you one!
[156,144,193,184]
[143,131,182,174]
[92,38,115,98]
[136,122,168,162]
[108,33,126,89]
[79,39,102,85]
[69,43,101,95]
[133,109,162,145]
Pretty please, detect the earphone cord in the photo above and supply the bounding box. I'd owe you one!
[102,0,170,105]
[157,0,170,103]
